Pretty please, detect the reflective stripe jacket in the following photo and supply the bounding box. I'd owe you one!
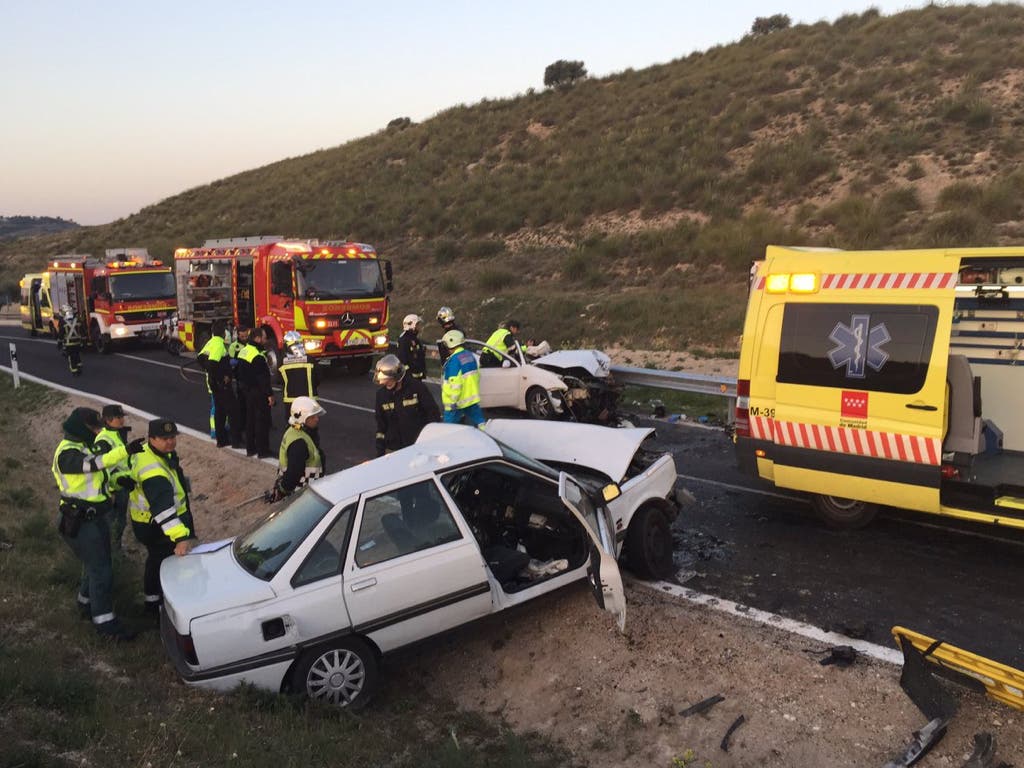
[128,443,193,542]
[278,427,324,493]
[51,438,128,504]
[198,335,231,393]
[482,328,516,362]
[237,343,272,396]
[397,330,426,379]
[94,426,130,493]
[375,377,440,455]
[441,347,481,411]
[280,362,316,403]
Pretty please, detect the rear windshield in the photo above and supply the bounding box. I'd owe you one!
[234,491,333,580]
[778,303,939,394]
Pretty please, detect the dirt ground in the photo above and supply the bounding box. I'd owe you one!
[42,396,1023,768]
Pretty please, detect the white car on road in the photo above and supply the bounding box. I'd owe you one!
[160,420,679,707]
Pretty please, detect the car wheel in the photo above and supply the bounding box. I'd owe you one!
[625,502,674,580]
[525,386,555,419]
[292,637,378,708]
[811,495,878,529]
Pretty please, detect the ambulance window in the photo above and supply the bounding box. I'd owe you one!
[777,304,938,394]
[270,262,293,297]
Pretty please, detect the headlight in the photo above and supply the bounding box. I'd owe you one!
[304,339,322,352]
[113,326,130,337]
[374,334,388,347]
[313,318,329,330]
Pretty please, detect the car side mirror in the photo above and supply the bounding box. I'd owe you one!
[601,484,621,502]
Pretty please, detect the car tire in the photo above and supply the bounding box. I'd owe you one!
[292,637,378,708]
[525,386,555,419]
[624,501,674,580]
[811,494,878,529]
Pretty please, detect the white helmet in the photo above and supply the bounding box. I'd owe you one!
[442,329,465,349]
[437,306,455,324]
[283,330,302,345]
[61,304,74,320]
[402,314,423,332]
[288,396,325,427]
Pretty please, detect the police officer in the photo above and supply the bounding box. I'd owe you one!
[128,418,196,613]
[266,397,326,502]
[373,353,440,456]
[397,314,427,380]
[197,320,242,448]
[480,319,522,368]
[56,304,84,375]
[229,325,251,438]
[93,403,134,550]
[279,330,318,421]
[52,406,139,641]
[440,329,485,427]
[237,328,274,458]
[435,306,463,364]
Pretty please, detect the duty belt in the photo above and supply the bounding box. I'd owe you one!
[60,499,110,519]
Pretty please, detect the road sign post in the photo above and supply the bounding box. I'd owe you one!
[9,343,20,388]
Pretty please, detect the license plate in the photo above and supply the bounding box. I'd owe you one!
[345,336,368,347]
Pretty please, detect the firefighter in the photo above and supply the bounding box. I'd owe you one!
[52,406,139,641]
[197,320,242,448]
[480,319,522,368]
[230,325,251,438]
[266,397,326,503]
[397,314,427,380]
[373,353,440,456]
[279,330,318,420]
[440,329,484,427]
[56,304,84,375]
[435,306,463,364]
[93,403,134,550]
[237,328,274,458]
[128,418,196,613]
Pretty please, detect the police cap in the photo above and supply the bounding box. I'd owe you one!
[148,418,179,438]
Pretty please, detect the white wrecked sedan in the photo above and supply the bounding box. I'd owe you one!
[160,420,679,708]
[466,340,625,424]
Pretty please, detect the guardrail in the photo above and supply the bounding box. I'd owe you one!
[611,365,738,422]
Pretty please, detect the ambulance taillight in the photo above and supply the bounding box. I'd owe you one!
[735,379,751,437]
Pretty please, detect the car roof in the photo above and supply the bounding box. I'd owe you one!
[311,423,502,503]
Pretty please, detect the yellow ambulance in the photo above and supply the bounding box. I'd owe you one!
[735,245,1024,530]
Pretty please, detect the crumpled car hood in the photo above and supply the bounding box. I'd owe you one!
[532,349,612,378]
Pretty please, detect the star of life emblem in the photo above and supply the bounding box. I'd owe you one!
[828,314,891,379]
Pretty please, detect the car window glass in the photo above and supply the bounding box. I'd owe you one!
[355,480,462,568]
[234,490,332,580]
[292,504,354,586]
[778,303,938,394]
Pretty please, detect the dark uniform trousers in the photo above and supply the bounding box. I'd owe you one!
[132,521,176,601]
[245,390,272,456]
[59,510,114,618]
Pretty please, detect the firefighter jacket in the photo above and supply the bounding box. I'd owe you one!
[128,443,193,543]
[57,315,84,348]
[94,426,131,494]
[278,426,325,493]
[436,323,464,364]
[198,335,232,393]
[237,342,272,396]
[397,330,426,379]
[375,377,441,456]
[441,346,481,412]
[280,362,317,403]
[52,438,127,507]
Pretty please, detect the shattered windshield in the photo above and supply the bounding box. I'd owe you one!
[109,272,176,301]
[296,259,384,300]
[234,490,333,580]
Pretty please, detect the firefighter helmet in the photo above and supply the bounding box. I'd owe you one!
[441,329,465,350]
[283,330,302,345]
[436,306,455,324]
[61,304,74,320]
[288,396,325,427]
[374,354,405,385]
[402,314,423,332]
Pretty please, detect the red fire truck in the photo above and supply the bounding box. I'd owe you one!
[41,250,177,353]
[173,236,392,373]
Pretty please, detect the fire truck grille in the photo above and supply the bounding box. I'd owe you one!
[315,312,377,331]
[120,310,167,321]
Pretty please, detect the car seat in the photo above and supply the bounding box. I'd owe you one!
[944,354,984,456]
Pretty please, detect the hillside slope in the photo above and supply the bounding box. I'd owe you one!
[5,3,1024,351]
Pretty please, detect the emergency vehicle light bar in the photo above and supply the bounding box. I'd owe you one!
[765,273,819,294]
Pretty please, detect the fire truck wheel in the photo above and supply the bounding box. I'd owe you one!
[811,495,878,529]
[91,321,113,354]
[348,357,373,376]
[263,333,280,377]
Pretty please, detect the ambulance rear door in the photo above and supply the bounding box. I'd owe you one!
[768,250,959,515]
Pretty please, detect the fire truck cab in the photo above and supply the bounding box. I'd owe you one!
[173,236,392,374]
[44,251,176,353]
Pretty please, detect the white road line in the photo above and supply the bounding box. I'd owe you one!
[630,577,905,666]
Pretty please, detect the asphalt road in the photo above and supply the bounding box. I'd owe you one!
[4,327,1022,670]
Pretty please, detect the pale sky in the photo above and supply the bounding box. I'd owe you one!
[0,0,973,225]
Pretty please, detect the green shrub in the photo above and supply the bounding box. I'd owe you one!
[925,209,992,246]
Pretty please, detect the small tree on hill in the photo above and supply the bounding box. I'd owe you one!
[750,13,791,36]
[544,60,587,88]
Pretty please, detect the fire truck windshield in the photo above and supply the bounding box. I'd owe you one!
[109,272,176,301]
[296,259,383,300]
